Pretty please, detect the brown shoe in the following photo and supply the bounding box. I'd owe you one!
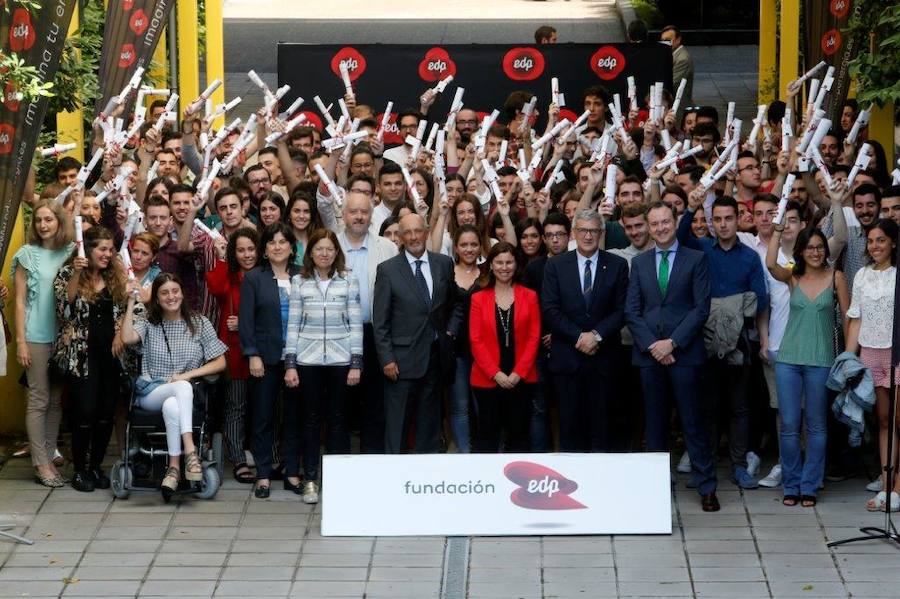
[701,492,720,512]
[184,451,202,482]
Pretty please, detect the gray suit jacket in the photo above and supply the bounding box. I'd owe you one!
[373,251,462,380]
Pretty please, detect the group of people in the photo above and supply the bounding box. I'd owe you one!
[10,29,899,514]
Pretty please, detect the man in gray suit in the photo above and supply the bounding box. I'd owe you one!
[662,25,694,107]
[373,214,462,453]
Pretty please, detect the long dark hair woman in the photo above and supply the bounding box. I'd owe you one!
[53,226,129,492]
[468,242,541,452]
[206,227,260,483]
[239,222,302,498]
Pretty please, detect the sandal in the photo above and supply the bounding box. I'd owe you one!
[783,495,800,507]
[184,451,202,482]
[866,491,900,512]
[161,467,179,493]
[801,495,817,508]
[233,462,255,484]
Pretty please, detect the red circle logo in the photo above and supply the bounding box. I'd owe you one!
[129,9,149,37]
[298,110,323,132]
[330,47,367,82]
[590,46,626,80]
[821,29,842,56]
[418,47,457,82]
[829,0,849,19]
[123,0,135,10]
[118,43,137,68]
[559,108,579,124]
[4,81,20,113]
[0,124,15,155]
[376,111,401,145]
[502,48,545,81]
[9,8,36,52]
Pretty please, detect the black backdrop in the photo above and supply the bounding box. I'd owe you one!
[277,43,673,145]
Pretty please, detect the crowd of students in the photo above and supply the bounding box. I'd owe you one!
[10,42,899,513]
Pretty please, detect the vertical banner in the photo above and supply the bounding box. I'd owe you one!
[0,0,77,265]
[802,0,859,122]
[93,0,174,118]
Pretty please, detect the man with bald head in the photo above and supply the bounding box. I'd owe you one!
[336,190,398,453]
[373,213,462,453]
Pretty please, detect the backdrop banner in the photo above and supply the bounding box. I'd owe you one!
[0,0,77,265]
[277,43,673,144]
[802,0,860,123]
[322,453,672,536]
[93,0,174,119]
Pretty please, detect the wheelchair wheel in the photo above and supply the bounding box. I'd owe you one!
[211,432,224,481]
[110,461,132,500]
[195,465,220,500]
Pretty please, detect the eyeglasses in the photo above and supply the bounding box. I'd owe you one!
[456,119,478,126]
[248,178,269,185]
[804,245,826,253]
[575,227,603,237]
[738,164,761,172]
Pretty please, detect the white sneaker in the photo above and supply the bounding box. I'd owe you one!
[746,451,761,478]
[301,481,319,504]
[866,478,884,492]
[676,452,692,474]
[758,464,782,488]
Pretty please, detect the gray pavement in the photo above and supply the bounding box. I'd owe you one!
[1,455,898,598]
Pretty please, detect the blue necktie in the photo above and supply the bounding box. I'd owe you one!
[583,259,593,300]
[415,260,432,310]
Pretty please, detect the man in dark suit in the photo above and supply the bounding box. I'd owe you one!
[373,213,462,453]
[625,201,719,511]
[542,209,629,452]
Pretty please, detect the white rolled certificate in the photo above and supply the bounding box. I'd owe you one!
[74,216,85,258]
[671,78,687,114]
[339,62,353,95]
[846,108,870,145]
[40,143,77,158]
[604,164,618,204]
[194,218,223,241]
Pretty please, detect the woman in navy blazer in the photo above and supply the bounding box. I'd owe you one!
[469,242,541,453]
[239,223,301,498]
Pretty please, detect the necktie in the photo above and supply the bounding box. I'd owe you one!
[583,259,592,299]
[414,260,432,309]
[658,250,671,296]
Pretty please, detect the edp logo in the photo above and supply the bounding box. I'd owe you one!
[514,57,534,71]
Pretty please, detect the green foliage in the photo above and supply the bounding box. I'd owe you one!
[48,0,103,116]
[847,2,900,108]
[0,53,54,102]
[631,0,665,28]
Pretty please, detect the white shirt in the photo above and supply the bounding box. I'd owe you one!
[371,201,392,235]
[406,250,433,298]
[740,233,791,351]
[340,232,371,322]
[654,241,679,278]
[847,265,896,349]
[576,250,599,294]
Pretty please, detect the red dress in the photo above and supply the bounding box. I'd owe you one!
[205,259,248,379]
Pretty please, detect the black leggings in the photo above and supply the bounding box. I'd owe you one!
[68,348,121,471]
[299,365,350,479]
[473,384,532,453]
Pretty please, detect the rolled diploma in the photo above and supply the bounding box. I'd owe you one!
[74,217,85,258]
[531,118,570,150]
[40,143,77,157]
[497,140,508,166]
[377,101,393,141]
[811,150,834,188]
[543,160,564,193]
[671,78,687,114]
[846,109,869,145]
[774,173,796,225]
[804,118,832,159]
[339,62,353,94]
[604,164,618,204]
[314,164,342,200]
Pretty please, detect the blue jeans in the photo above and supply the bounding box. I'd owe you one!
[775,362,829,496]
[450,356,472,453]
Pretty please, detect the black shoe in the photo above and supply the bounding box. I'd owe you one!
[71,470,95,493]
[90,468,110,490]
[284,478,303,494]
[701,492,720,512]
[254,482,270,499]
[269,464,284,481]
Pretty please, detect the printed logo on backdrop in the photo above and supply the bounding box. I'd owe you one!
[504,461,587,510]
[376,111,400,145]
[8,8,37,52]
[418,47,457,82]
[331,47,367,82]
[590,46,626,80]
[297,111,324,133]
[829,0,849,19]
[502,47,545,81]
[821,29,841,56]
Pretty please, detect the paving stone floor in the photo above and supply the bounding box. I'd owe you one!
[1,456,898,598]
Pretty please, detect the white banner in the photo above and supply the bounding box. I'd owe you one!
[322,453,672,536]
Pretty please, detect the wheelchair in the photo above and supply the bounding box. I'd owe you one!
[109,377,224,502]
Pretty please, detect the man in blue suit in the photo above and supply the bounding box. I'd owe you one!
[625,201,719,512]
[542,209,629,452]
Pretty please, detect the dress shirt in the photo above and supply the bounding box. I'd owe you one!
[655,241,679,277]
[340,232,371,322]
[575,249,599,293]
[406,250,433,298]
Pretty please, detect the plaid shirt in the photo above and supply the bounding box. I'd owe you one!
[821,205,867,291]
[133,315,227,380]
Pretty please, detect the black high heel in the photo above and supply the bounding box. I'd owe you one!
[284,478,303,494]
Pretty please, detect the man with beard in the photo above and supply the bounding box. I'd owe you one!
[690,123,721,169]
[372,162,407,233]
[244,164,273,221]
[823,182,881,290]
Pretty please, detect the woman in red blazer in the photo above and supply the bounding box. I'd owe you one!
[469,242,541,452]
[205,227,259,483]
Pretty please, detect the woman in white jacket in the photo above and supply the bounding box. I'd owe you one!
[283,228,363,504]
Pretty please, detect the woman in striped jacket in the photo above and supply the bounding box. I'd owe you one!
[283,228,363,504]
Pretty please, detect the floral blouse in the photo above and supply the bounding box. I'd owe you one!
[52,265,128,378]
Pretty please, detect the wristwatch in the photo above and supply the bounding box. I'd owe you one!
[670,339,678,350]
[592,330,602,344]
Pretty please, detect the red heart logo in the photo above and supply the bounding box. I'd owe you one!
[821,29,841,56]
[376,111,401,145]
[129,9,149,37]
[590,46,626,81]
[4,81,20,113]
[9,8,36,52]
[119,43,137,68]
[503,461,587,510]
[418,47,457,82]
[0,124,15,155]
[502,47,545,81]
[830,0,849,19]
[330,47,367,82]
[123,0,134,10]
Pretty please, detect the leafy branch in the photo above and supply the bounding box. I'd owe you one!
[847,2,900,108]
[0,52,55,102]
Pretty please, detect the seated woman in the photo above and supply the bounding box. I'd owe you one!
[120,273,227,499]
